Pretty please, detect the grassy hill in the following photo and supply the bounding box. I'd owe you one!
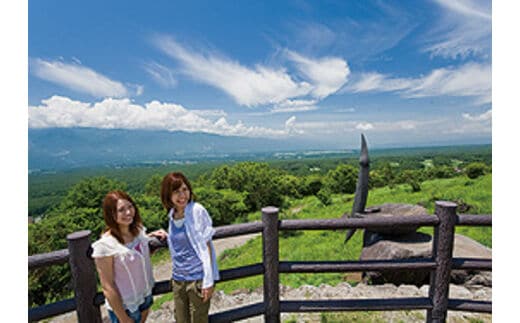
[215,174,491,294]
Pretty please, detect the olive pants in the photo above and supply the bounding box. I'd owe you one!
[171,280,210,323]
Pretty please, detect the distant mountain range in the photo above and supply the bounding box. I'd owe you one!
[28,128,330,170]
[28,128,492,171]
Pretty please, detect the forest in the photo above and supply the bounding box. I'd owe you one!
[28,144,491,307]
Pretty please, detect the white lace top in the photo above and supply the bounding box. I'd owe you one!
[92,228,154,312]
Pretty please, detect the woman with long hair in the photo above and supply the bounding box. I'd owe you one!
[92,190,167,323]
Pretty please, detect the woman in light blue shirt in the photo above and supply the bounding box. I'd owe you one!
[161,172,219,323]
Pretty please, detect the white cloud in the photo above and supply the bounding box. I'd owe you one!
[28,96,91,128]
[135,85,144,96]
[152,35,349,107]
[286,4,417,63]
[142,61,177,88]
[191,109,228,118]
[405,63,491,103]
[284,115,304,135]
[286,50,350,98]
[462,109,492,121]
[270,99,318,113]
[153,35,312,106]
[346,63,491,105]
[30,58,130,98]
[294,119,438,135]
[28,95,295,138]
[289,115,490,141]
[355,122,374,131]
[347,72,413,93]
[434,0,491,20]
[424,0,491,58]
[442,114,492,135]
[290,22,337,51]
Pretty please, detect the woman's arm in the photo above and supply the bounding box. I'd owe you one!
[147,228,168,240]
[94,257,134,323]
[201,241,215,303]
[147,228,168,255]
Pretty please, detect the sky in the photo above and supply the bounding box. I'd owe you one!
[27,0,492,148]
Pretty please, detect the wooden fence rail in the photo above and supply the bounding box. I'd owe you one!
[29,201,492,323]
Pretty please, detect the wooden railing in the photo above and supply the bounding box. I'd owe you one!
[28,201,492,323]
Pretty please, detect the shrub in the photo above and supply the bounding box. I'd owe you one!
[425,165,457,179]
[209,162,285,211]
[195,187,249,225]
[399,170,422,192]
[300,175,323,196]
[316,187,332,206]
[324,164,357,194]
[464,162,489,179]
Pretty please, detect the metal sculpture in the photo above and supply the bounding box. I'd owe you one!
[344,133,370,243]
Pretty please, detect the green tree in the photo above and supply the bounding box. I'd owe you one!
[379,163,397,188]
[209,162,285,211]
[399,170,423,192]
[368,170,385,188]
[144,174,163,197]
[464,162,489,179]
[300,174,323,196]
[425,165,457,180]
[58,176,127,210]
[195,187,248,225]
[324,164,357,194]
[134,194,167,230]
[209,165,233,189]
[316,186,332,206]
[279,174,303,199]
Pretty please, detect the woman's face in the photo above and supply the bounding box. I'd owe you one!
[170,182,190,211]
[115,199,135,227]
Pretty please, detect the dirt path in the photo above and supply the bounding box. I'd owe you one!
[153,233,260,281]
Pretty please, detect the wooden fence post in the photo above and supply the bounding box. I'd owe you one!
[67,230,102,323]
[262,206,280,323]
[427,201,457,323]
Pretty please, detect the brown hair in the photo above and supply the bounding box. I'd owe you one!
[102,190,143,244]
[161,172,195,210]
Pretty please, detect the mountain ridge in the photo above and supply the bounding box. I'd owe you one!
[28,128,324,170]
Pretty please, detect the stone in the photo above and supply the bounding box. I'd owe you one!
[363,203,429,236]
[360,233,491,286]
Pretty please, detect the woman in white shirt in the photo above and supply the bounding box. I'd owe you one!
[161,172,219,323]
[92,190,167,323]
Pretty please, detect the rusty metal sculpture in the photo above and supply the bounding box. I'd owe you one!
[344,133,370,243]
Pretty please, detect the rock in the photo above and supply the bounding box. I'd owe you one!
[364,203,429,236]
[451,234,492,287]
[360,233,491,286]
[466,272,492,287]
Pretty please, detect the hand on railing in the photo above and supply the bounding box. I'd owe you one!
[148,234,168,253]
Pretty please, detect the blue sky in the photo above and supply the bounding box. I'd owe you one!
[27,0,492,148]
